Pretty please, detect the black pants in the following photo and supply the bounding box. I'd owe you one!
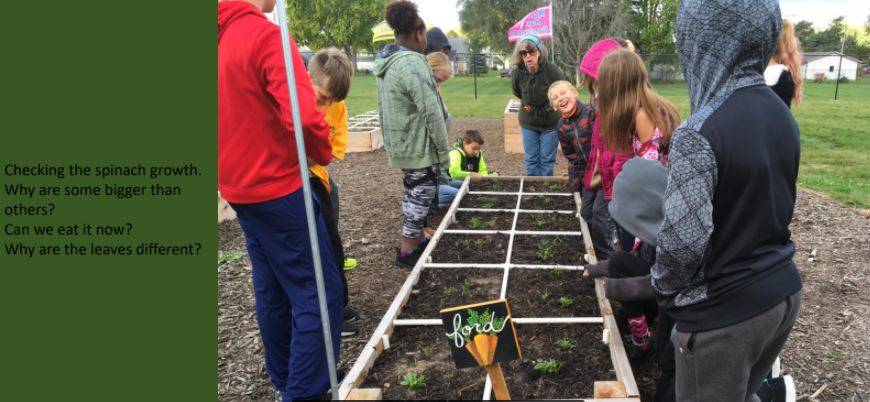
[310,178,349,307]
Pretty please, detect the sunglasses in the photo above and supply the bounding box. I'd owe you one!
[519,49,539,58]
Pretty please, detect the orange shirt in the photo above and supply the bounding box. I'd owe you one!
[309,101,349,191]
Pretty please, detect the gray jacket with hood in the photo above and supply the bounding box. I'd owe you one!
[652,0,802,332]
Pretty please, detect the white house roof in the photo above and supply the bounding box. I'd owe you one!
[802,51,860,64]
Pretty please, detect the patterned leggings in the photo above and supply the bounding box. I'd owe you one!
[401,166,438,238]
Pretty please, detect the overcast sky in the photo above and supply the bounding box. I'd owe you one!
[413,0,869,32]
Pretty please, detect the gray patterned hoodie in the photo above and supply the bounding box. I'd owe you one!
[652,0,802,332]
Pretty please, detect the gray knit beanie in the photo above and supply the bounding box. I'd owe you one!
[608,158,667,246]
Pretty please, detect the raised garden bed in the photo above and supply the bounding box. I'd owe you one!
[515,211,580,232]
[452,211,514,231]
[470,179,521,193]
[399,269,503,319]
[361,324,612,400]
[521,195,576,211]
[511,235,586,266]
[340,176,639,401]
[522,181,570,194]
[431,234,509,264]
[507,270,600,318]
[459,194,517,210]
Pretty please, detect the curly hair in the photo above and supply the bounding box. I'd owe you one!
[385,0,424,36]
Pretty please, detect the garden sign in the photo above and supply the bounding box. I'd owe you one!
[441,299,521,400]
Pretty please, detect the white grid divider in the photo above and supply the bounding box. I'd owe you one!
[457,207,575,214]
[444,229,584,236]
[423,262,585,270]
[468,190,573,197]
[393,317,604,326]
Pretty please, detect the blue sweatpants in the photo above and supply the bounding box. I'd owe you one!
[230,189,344,401]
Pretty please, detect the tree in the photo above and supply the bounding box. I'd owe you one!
[285,0,386,63]
[552,0,629,82]
[794,20,815,48]
[626,0,678,55]
[458,0,540,54]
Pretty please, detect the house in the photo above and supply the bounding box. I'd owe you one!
[449,37,470,75]
[802,51,860,81]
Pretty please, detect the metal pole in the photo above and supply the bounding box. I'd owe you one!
[834,42,844,100]
[274,1,339,399]
[473,53,478,100]
[550,0,555,63]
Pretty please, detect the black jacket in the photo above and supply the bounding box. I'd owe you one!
[511,60,565,132]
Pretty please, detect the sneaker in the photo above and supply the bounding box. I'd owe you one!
[344,306,359,322]
[755,375,796,402]
[395,247,423,268]
[341,319,359,337]
[625,330,652,359]
[343,257,358,271]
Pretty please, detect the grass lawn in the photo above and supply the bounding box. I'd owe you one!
[347,73,870,209]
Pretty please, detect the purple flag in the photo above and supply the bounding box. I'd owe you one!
[507,5,552,43]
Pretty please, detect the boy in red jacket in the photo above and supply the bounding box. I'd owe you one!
[218,1,343,400]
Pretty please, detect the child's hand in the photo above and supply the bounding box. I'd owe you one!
[561,172,569,178]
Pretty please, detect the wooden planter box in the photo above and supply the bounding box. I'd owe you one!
[347,111,383,153]
[339,176,639,401]
[504,99,523,154]
[218,193,236,223]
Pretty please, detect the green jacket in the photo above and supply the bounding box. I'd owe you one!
[511,60,565,132]
[448,139,488,180]
[373,44,450,170]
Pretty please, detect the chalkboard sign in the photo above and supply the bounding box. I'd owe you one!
[440,299,522,369]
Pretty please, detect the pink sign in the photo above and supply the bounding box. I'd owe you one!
[507,6,552,43]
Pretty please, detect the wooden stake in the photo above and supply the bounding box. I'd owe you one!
[485,363,511,400]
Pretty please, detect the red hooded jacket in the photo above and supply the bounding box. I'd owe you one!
[218,1,331,204]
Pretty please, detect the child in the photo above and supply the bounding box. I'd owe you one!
[218,2,342,400]
[374,1,450,268]
[307,47,359,336]
[548,80,594,193]
[583,158,673,400]
[597,49,680,166]
[575,38,624,260]
[448,130,490,184]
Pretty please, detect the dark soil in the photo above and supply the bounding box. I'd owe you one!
[515,212,581,232]
[523,181,570,194]
[220,118,870,401]
[507,270,599,318]
[470,179,521,193]
[511,235,586,266]
[361,324,614,400]
[451,211,514,231]
[521,195,576,211]
[459,194,518,210]
[432,234,509,264]
[399,268,503,319]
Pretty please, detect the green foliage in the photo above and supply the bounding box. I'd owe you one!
[473,238,488,248]
[468,216,486,229]
[218,251,245,266]
[458,0,539,53]
[285,0,386,54]
[627,0,679,56]
[444,286,454,297]
[400,372,427,389]
[537,291,551,301]
[460,279,476,298]
[558,296,573,308]
[536,238,560,262]
[477,196,495,209]
[460,238,472,248]
[533,215,548,230]
[824,351,844,361]
[554,337,575,351]
[795,17,870,63]
[534,359,560,374]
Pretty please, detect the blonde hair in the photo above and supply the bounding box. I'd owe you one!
[512,39,547,67]
[547,80,578,108]
[426,51,452,79]
[308,47,354,101]
[773,20,804,105]
[597,49,681,154]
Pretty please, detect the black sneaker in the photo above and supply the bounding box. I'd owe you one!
[344,306,358,322]
[341,319,359,337]
[755,375,795,402]
[395,247,423,268]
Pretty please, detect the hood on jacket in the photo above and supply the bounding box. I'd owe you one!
[425,27,451,55]
[676,0,780,113]
[608,158,667,246]
[373,43,421,77]
[218,1,261,43]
